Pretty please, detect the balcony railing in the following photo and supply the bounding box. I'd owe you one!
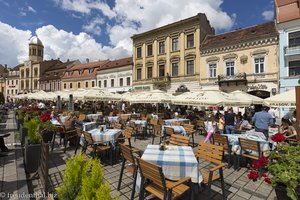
[218,73,247,86]
[285,46,300,56]
[152,76,171,88]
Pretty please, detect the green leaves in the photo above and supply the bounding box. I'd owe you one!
[56,154,118,200]
[24,117,42,144]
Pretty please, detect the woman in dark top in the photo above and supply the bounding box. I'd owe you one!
[224,107,236,134]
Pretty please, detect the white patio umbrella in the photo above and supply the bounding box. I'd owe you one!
[54,90,70,101]
[84,87,122,101]
[264,89,296,107]
[230,90,264,105]
[172,90,242,106]
[125,90,173,104]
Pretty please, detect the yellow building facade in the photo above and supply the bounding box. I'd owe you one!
[200,22,279,98]
[131,13,214,93]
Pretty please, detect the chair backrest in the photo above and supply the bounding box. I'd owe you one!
[171,121,181,126]
[140,113,146,119]
[83,131,94,145]
[239,138,261,154]
[165,127,174,136]
[158,119,165,125]
[153,125,162,136]
[196,142,223,165]
[78,114,86,121]
[213,134,230,151]
[136,158,166,190]
[75,127,82,137]
[150,119,158,126]
[129,121,136,128]
[169,134,190,146]
[119,143,136,165]
[124,126,134,138]
[114,123,122,129]
[183,124,194,135]
[197,120,205,127]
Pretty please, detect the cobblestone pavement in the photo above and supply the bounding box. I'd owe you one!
[1,111,277,199]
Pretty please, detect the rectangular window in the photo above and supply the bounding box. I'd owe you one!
[21,70,24,78]
[186,60,194,75]
[111,79,114,87]
[254,58,265,73]
[288,60,300,77]
[69,83,73,89]
[7,90,9,95]
[15,89,17,94]
[119,78,123,87]
[289,31,300,47]
[104,80,107,87]
[147,44,153,56]
[159,65,165,77]
[187,34,194,48]
[136,47,142,58]
[16,80,18,84]
[226,61,235,76]
[34,68,38,77]
[209,63,217,78]
[98,81,101,88]
[137,68,142,80]
[147,67,153,79]
[64,83,66,89]
[79,70,83,75]
[172,38,179,51]
[172,63,179,76]
[85,82,88,88]
[12,80,14,85]
[78,82,81,88]
[127,77,130,86]
[159,41,165,54]
[92,81,95,87]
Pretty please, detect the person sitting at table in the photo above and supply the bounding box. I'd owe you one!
[64,112,77,131]
[204,116,216,143]
[238,115,253,131]
[279,121,297,139]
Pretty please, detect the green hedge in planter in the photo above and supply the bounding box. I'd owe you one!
[56,154,118,200]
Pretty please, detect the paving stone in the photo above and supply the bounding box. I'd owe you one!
[236,190,252,199]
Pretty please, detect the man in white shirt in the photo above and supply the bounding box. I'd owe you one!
[268,107,276,124]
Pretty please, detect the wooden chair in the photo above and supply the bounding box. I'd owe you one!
[74,127,82,154]
[158,119,165,126]
[213,134,232,167]
[196,120,206,135]
[117,144,139,200]
[170,121,181,126]
[117,126,142,156]
[135,126,146,140]
[164,127,174,139]
[136,158,191,200]
[82,131,112,163]
[148,119,158,136]
[169,134,190,146]
[114,123,122,129]
[195,142,225,199]
[183,124,196,147]
[152,124,163,144]
[238,138,266,175]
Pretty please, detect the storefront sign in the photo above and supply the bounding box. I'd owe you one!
[247,84,268,91]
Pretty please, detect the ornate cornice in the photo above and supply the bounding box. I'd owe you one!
[201,37,278,56]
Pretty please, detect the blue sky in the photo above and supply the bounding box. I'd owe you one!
[0,0,274,67]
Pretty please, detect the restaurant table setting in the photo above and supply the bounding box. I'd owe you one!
[136,144,202,192]
[107,116,121,123]
[164,118,190,125]
[129,119,148,127]
[161,125,187,136]
[82,122,98,131]
[86,113,102,121]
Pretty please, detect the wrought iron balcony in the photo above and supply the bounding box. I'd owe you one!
[285,46,300,56]
[152,76,171,87]
[218,73,247,86]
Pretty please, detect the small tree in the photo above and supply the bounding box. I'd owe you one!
[56,154,117,200]
[0,92,5,104]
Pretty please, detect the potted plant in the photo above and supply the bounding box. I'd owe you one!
[247,134,300,200]
[56,154,118,200]
[38,112,56,143]
[24,117,42,173]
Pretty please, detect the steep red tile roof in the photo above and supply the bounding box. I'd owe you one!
[201,22,277,50]
[40,60,78,81]
[98,57,133,71]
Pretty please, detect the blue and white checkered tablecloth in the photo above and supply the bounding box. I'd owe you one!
[82,122,98,131]
[164,118,190,126]
[86,114,102,121]
[142,145,201,183]
[224,133,270,154]
[130,120,147,127]
[107,116,120,123]
[162,125,187,136]
[89,128,122,145]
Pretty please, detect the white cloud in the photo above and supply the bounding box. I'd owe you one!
[28,6,37,13]
[262,10,274,21]
[19,5,37,17]
[82,17,105,36]
[0,22,31,67]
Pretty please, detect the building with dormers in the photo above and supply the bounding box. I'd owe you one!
[19,36,61,93]
[40,60,79,92]
[5,64,20,101]
[200,22,279,98]
[131,13,214,93]
[61,59,109,91]
[0,64,8,96]
[275,0,300,93]
[96,57,133,93]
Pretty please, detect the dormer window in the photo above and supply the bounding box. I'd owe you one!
[68,71,72,76]
[79,70,84,75]
[89,68,94,74]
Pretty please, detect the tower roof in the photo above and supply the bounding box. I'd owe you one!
[29,36,43,46]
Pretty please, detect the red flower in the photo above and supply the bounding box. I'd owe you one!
[262,173,267,177]
[39,113,51,122]
[264,177,272,184]
[247,170,259,182]
[57,126,64,132]
[252,156,267,170]
[271,133,286,142]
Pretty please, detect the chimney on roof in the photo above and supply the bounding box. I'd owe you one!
[67,59,70,62]
[58,58,60,60]
[4,64,7,69]
[86,58,89,63]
